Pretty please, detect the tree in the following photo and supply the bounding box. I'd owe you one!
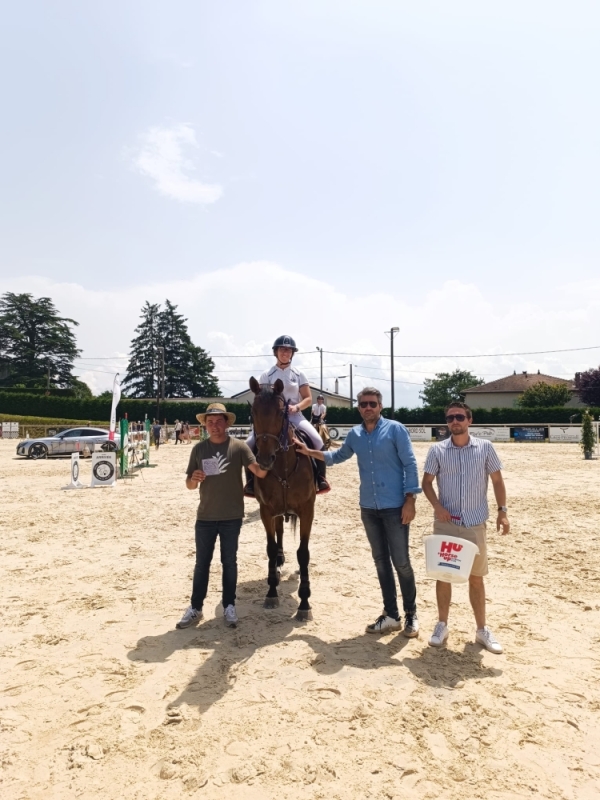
[122,300,220,398]
[517,382,571,408]
[420,369,484,408]
[0,292,81,388]
[575,367,600,407]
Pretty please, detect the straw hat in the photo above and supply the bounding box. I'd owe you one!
[196,403,236,426]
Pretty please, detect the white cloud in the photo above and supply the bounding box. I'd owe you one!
[132,123,223,204]
[2,265,599,404]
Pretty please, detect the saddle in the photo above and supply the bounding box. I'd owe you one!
[292,426,321,488]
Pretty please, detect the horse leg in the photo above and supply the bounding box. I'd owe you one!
[276,516,285,577]
[295,507,314,622]
[261,508,279,609]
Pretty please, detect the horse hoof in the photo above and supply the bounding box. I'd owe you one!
[264,597,279,609]
[295,609,313,622]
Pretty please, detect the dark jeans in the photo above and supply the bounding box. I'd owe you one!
[360,506,417,620]
[191,519,242,610]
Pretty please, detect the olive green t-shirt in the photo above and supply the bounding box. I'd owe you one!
[186,436,256,521]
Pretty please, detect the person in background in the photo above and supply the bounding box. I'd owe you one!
[294,386,421,637]
[174,419,182,445]
[311,395,327,428]
[182,421,191,443]
[152,419,162,450]
[177,404,268,630]
[421,401,510,654]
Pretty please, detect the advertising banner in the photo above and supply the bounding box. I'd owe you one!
[513,426,545,442]
[90,451,117,488]
[549,426,582,443]
[470,427,511,442]
[406,426,432,442]
[62,452,86,490]
[434,426,451,441]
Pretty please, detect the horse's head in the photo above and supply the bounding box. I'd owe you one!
[249,376,286,470]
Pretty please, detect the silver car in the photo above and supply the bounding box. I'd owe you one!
[16,427,121,459]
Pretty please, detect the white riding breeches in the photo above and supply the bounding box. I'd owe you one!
[246,414,323,452]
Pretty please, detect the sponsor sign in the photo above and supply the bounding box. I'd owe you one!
[549,426,582,443]
[62,452,85,490]
[406,426,432,442]
[470,427,511,442]
[90,451,116,488]
[1,422,19,439]
[513,426,545,442]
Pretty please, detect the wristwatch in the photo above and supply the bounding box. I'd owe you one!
[498,506,508,513]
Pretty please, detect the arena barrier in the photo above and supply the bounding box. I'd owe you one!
[119,418,150,477]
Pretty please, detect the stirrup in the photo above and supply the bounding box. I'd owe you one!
[316,480,331,495]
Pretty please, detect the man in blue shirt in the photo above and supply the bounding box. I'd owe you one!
[294,386,421,636]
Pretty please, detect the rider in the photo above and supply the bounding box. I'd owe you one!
[244,335,330,495]
[311,395,327,428]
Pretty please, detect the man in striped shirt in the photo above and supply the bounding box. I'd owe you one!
[422,402,510,654]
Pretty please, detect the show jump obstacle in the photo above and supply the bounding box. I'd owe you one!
[119,418,150,478]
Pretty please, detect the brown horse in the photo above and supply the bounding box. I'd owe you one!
[249,376,316,621]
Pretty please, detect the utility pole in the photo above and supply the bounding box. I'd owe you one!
[385,328,400,417]
[46,362,51,390]
[349,363,353,407]
[316,346,323,391]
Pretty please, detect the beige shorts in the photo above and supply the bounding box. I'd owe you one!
[432,520,488,577]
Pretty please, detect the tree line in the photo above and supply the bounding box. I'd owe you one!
[1,292,599,406]
[0,293,219,398]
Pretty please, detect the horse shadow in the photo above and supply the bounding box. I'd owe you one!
[127,574,306,715]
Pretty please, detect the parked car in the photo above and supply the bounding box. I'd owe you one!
[16,428,121,459]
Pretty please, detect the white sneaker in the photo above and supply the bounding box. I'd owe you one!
[429,621,449,647]
[176,606,203,629]
[476,626,503,654]
[365,614,403,634]
[224,604,238,628]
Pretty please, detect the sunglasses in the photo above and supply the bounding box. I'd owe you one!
[359,401,379,409]
[445,413,467,422]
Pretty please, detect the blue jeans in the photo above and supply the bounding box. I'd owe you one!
[191,519,242,610]
[360,506,417,620]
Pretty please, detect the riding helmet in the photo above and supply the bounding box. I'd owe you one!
[272,335,298,353]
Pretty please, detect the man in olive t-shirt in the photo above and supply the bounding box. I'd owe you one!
[176,404,267,630]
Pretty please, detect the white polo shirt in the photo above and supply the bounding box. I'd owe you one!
[312,403,327,418]
[259,364,308,405]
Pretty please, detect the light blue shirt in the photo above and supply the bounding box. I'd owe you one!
[323,417,421,510]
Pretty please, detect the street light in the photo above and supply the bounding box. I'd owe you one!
[385,327,400,416]
[316,346,323,391]
[335,375,348,395]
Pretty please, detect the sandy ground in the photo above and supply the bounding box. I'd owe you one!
[1,437,599,800]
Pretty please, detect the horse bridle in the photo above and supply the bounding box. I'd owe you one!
[252,398,292,458]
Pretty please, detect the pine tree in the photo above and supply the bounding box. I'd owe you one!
[121,302,161,398]
[0,292,80,388]
[122,300,220,398]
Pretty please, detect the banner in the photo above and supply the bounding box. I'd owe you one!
[406,426,432,441]
[549,426,581,443]
[513,426,545,442]
[109,373,121,441]
[62,452,85,490]
[470,427,511,442]
[90,451,116,488]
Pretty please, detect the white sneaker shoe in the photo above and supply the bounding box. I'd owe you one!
[476,626,503,654]
[429,621,449,647]
[365,614,403,634]
[224,604,238,628]
[176,606,203,629]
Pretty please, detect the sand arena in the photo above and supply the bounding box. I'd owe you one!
[1,438,599,799]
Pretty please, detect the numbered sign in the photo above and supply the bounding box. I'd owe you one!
[90,451,116,488]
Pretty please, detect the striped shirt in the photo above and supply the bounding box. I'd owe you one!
[423,436,503,527]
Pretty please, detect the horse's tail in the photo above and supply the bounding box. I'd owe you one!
[287,513,298,543]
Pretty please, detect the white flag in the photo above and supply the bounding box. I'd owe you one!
[109,373,121,441]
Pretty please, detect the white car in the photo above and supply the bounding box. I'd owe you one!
[16,427,120,459]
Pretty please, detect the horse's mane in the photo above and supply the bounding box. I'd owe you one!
[253,386,282,408]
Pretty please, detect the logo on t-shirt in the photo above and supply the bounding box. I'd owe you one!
[203,451,230,475]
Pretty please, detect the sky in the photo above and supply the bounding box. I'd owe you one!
[1,1,600,405]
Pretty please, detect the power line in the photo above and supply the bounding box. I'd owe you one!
[323,345,600,359]
[354,373,424,386]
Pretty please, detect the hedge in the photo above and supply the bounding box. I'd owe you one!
[0,391,597,426]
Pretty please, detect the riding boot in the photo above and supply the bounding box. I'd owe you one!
[315,458,331,495]
[243,468,256,498]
